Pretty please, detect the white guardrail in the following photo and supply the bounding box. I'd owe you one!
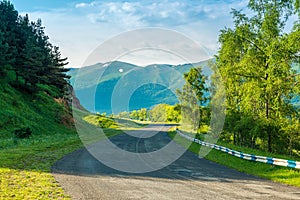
[176,130,300,169]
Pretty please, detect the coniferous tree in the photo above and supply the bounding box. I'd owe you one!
[0,0,18,77]
[0,30,8,76]
[0,0,71,97]
[48,46,70,96]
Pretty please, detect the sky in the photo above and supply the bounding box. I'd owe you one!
[11,0,250,67]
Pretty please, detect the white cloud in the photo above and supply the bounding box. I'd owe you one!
[22,10,123,67]
[19,0,298,69]
[122,2,136,12]
[75,1,98,8]
[74,0,248,27]
[21,0,251,67]
[75,3,88,8]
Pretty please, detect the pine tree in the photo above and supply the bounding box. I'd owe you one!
[0,0,71,97]
[0,0,18,78]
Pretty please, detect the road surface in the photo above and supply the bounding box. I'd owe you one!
[52,124,300,200]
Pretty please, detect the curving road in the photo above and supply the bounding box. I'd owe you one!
[52,124,300,200]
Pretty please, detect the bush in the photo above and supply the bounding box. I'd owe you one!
[14,127,32,139]
[98,118,115,128]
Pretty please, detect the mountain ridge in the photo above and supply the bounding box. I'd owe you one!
[68,59,212,113]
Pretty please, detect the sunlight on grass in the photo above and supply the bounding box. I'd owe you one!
[81,111,149,131]
[0,132,81,199]
[169,131,300,187]
[0,109,129,199]
[0,168,69,199]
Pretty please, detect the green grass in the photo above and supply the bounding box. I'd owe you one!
[169,131,300,187]
[82,113,149,130]
[0,82,81,199]
[110,118,149,129]
[0,130,82,200]
[0,109,125,199]
[83,115,120,129]
[0,83,125,199]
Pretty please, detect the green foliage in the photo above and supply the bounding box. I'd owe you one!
[116,104,181,123]
[217,0,300,153]
[149,104,167,122]
[149,104,181,123]
[169,131,300,188]
[118,111,130,119]
[138,108,147,121]
[183,68,208,105]
[176,67,208,131]
[166,104,181,123]
[0,79,81,199]
[127,108,149,121]
[14,127,32,139]
[83,115,118,129]
[0,1,70,97]
[82,112,147,131]
[130,110,139,120]
[0,83,73,147]
[37,84,61,98]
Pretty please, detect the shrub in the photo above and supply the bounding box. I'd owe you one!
[14,127,32,139]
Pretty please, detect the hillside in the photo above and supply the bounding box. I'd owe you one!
[0,80,84,199]
[69,60,211,113]
[0,82,75,147]
[0,0,76,145]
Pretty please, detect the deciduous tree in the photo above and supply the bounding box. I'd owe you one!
[217,0,300,152]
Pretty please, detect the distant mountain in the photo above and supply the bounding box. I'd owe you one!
[68,60,212,114]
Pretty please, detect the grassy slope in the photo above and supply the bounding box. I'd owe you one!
[0,80,142,199]
[0,83,83,199]
[0,83,122,199]
[169,130,300,187]
[83,114,148,130]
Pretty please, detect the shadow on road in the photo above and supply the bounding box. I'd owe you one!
[52,128,260,183]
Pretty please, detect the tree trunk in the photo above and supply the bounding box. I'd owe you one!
[266,99,272,152]
[16,71,19,82]
[233,132,236,145]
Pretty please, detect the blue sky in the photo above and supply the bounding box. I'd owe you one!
[11,0,249,67]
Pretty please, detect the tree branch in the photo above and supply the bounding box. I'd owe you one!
[285,73,300,80]
[236,34,266,56]
[231,72,265,80]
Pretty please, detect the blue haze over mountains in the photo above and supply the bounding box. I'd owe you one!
[68,60,211,114]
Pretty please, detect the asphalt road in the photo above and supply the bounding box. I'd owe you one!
[52,124,300,200]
